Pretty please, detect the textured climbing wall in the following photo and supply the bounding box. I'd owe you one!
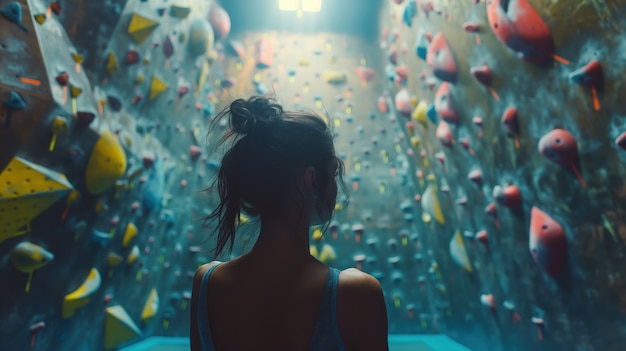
[379,0,626,350]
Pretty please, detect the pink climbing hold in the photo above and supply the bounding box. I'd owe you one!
[473,116,484,138]
[209,4,231,39]
[529,207,567,278]
[434,82,459,124]
[616,131,626,150]
[486,0,555,65]
[189,145,201,162]
[538,129,586,187]
[493,184,522,209]
[426,32,458,83]
[378,95,389,113]
[356,66,376,84]
[501,107,520,148]
[395,89,412,117]
[480,294,496,310]
[475,230,488,250]
[436,121,454,147]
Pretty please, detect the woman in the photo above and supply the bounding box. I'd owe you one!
[190,96,389,351]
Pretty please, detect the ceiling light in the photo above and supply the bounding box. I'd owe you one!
[279,0,299,11]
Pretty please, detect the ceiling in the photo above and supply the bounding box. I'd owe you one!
[218,0,384,38]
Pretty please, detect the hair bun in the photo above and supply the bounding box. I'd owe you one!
[230,96,283,135]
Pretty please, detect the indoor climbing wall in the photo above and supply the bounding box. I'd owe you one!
[213,30,453,334]
[379,0,626,350]
[0,0,236,349]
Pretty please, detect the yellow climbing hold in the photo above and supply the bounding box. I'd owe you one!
[104,305,142,349]
[149,75,168,100]
[421,185,444,225]
[107,253,123,267]
[127,245,140,264]
[85,130,127,195]
[106,52,118,75]
[412,101,428,125]
[10,242,54,292]
[122,223,138,247]
[34,14,46,24]
[0,157,74,243]
[127,13,159,44]
[69,84,83,98]
[319,244,336,264]
[62,268,101,318]
[141,288,159,321]
[135,73,144,84]
[71,53,84,64]
[312,227,323,241]
[450,230,473,273]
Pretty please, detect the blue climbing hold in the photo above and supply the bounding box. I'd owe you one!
[3,91,25,127]
[426,104,438,123]
[1,2,27,32]
[403,0,417,27]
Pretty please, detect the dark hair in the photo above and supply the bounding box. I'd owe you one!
[204,95,346,258]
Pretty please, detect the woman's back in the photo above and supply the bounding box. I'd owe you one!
[191,255,388,351]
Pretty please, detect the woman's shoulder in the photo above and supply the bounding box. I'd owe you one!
[337,268,383,293]
[193,261,223,285]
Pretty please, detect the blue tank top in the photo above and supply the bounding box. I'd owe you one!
[197,264,347,351]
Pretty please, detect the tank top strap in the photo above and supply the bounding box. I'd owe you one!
[197,263,221,351]
[309,267,347,351]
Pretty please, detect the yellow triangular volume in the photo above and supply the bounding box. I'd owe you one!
[149,75,168,100]
[127,13,159,44]
[104,305,142,350]
[141,288,159,321]
[85,130,127,195]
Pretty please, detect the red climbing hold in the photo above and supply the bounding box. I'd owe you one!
[434,82,458,124]
[471,65,492,86]
[538,129,586,187]
[501,107,520,148]
[569,60,603,110]
[487,0,554,65]
[436,121,454,147]
[189,145,201,162]
[55,72,69,86]
[426,33,457,83]
[529,207,567,278]
[493,185,522,209]
[125,49,140,65]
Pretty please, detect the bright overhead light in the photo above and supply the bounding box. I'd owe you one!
[279,0,299,11]
[302,0,322,12]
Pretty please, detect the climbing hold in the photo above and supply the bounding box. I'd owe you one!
[616,132,626,150]
[378,95,389,113]
[107,96,122,111]
[48,116,68,152]
[76,111,95,127]
[62,268,101,318]
[467,169,482,186]
[170,5,191,18]
[426,33,457,83]
[529,207,567,278]
[493,184,522,209]
[436,121,454,147]
[224,40,245,59]
[104,305,142,349]
[190,145,202,162]
[106,52,118,75]
[569,60,602,110]
[34,13,46,24]
[0,157,74,243]
[475,230,488,250]
[414,31,429,61]
[538,129,585,187]
[501,107,520,148]
[127,13,159,45]
[3,91,26,127]
[450,230,472,272]
[480,294,496,310]
[255,39,273,69]
[122,223,138,248]
[473,116,483,138]
[532,317,545,340]
[149,75,168,100]
[10,242,54,292]
[29,321,45,348]
[487,0,554,65]
[356,66,376,86]
[1,1,28,32]
[323,71,347,85]
[125,49,140,65]
[85,130,127,194]
[412,101,428,125]
[141,288,159,322]
[434,82,458,123]
[209,4,231,39]
[403,0,417,26]
[421,185,445,225]
[470,65,499,100]
[394,89,412,116]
